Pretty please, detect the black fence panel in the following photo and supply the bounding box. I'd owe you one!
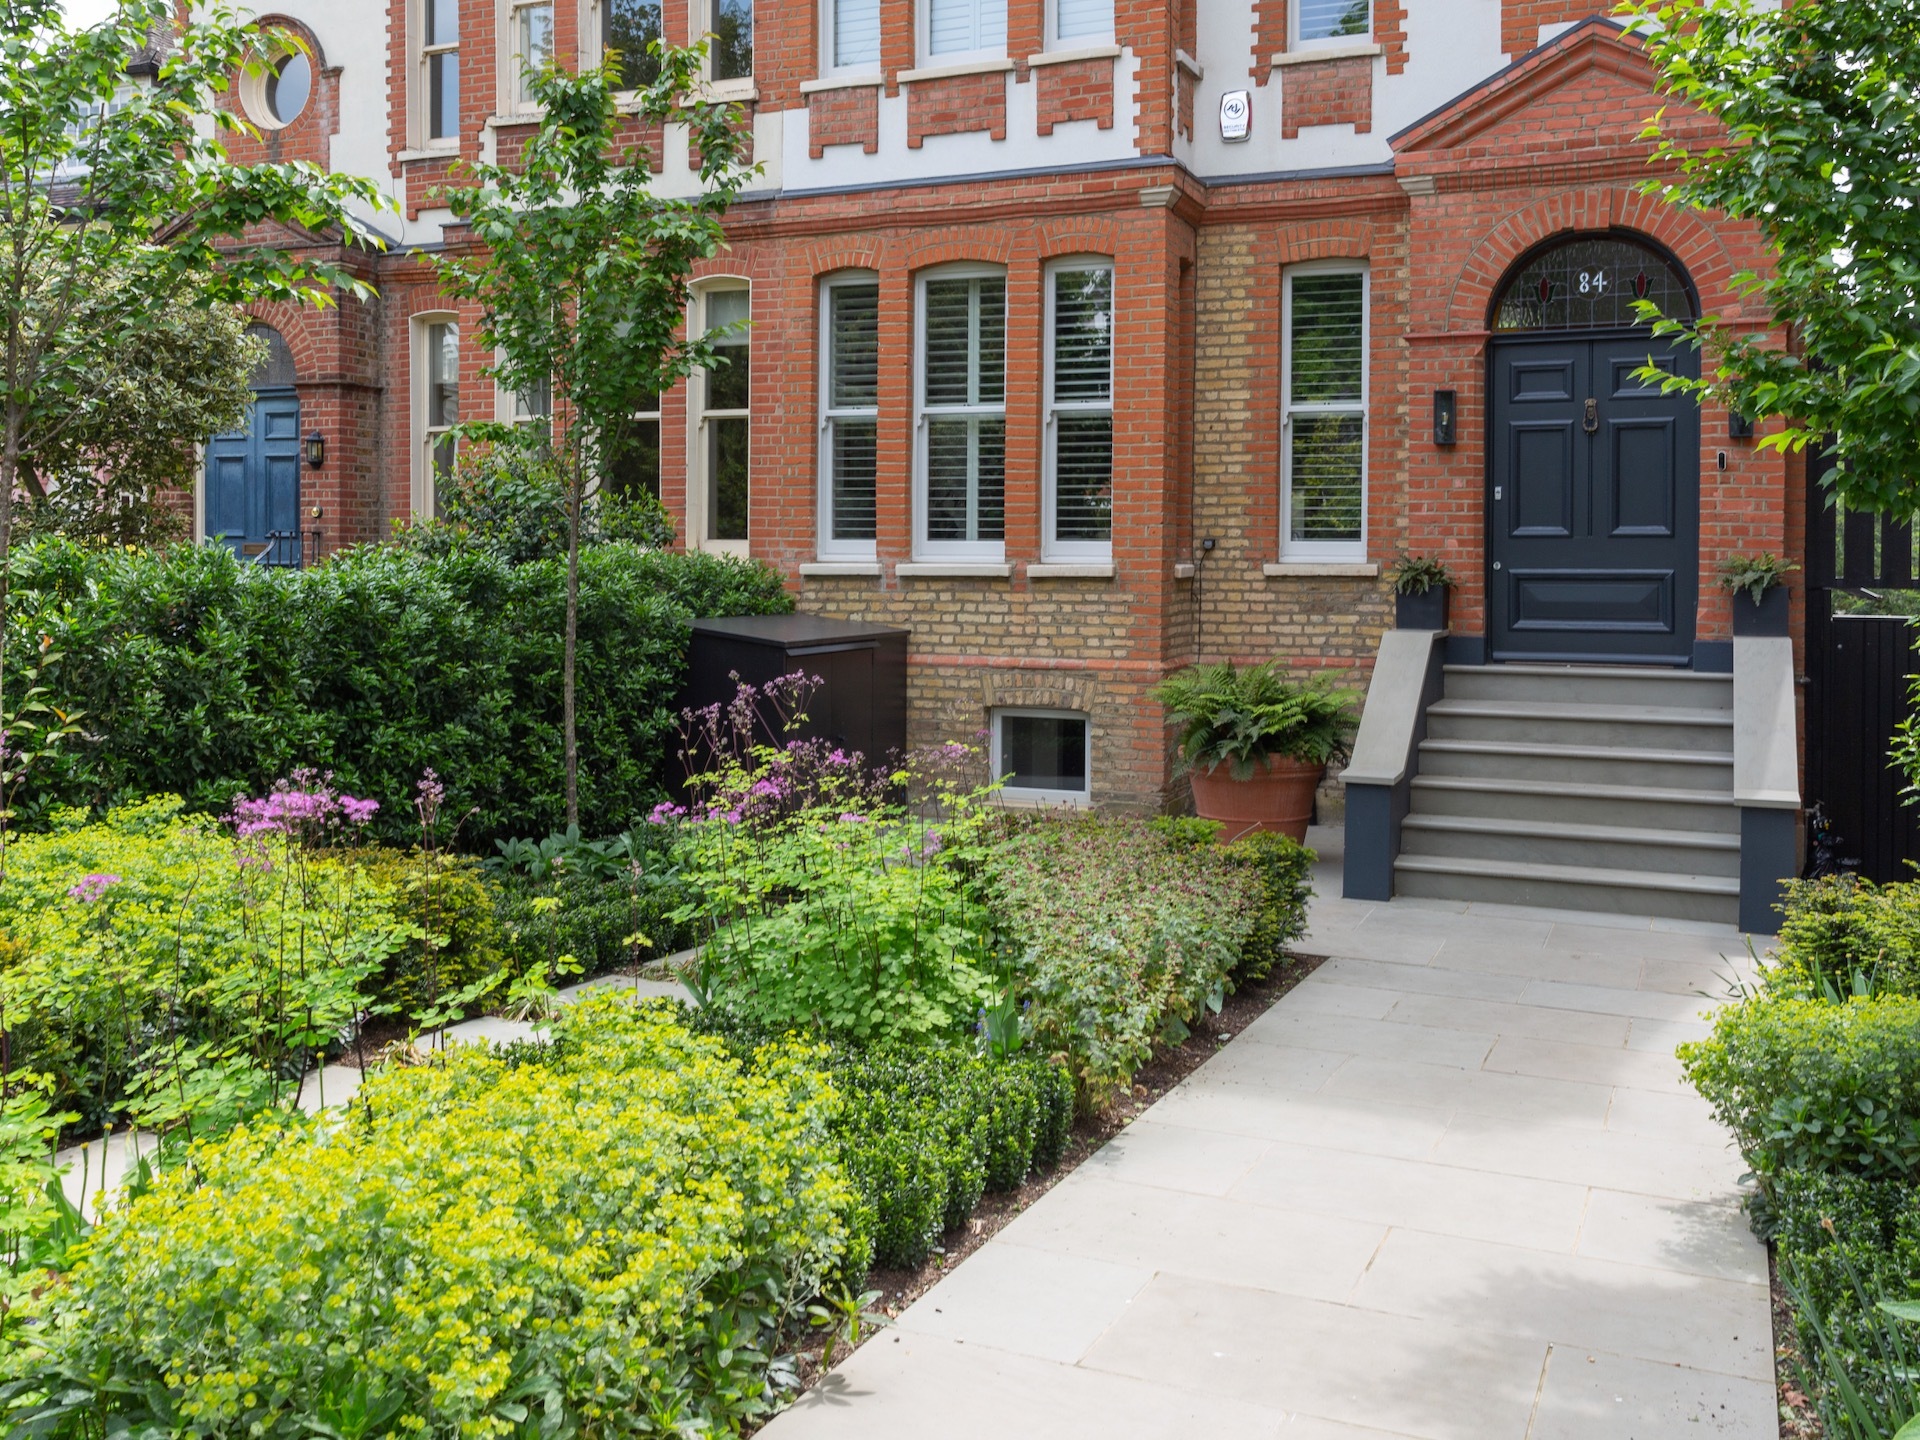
[1805,446,1920,880]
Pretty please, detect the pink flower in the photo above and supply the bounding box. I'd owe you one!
[648,801,688,824]
[68,873,121,902]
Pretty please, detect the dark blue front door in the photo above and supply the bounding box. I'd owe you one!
[206,388,301,562]
[1488,334,1701,664]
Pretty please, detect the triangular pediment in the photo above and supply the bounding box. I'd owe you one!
[1392,18,1661,157]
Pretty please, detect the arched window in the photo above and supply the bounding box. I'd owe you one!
[1492,235,1695,333]
[245,324,297,387]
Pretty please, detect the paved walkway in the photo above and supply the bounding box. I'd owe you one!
[765,828,1775,1440]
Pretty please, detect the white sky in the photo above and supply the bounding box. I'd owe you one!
[63,0,118,24]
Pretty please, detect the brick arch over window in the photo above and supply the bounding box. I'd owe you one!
[1443,187,1740,336]
[242,302,324,383]
[801,242,884,279]
[1035,221,1122,264]
[904,237,1017,272]
[230,15,338,167]
[1275,223,1374,266]
[979,675,1098,716]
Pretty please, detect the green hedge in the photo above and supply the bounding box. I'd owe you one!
[7,997,852,1439]
[8,536,789,847]
[692,1014,1073,1273]
[1679,995,1920,1187]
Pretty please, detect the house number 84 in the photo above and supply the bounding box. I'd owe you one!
[1578,270,1610,294]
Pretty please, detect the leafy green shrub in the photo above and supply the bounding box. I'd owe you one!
[1223,831,1316,982]
[1771,875,1920,999]
[1774,1171,1920,1434]
[487,825,693,976]
[673,678,994,1043]
[6,996,851,1439]
[1679,995,1920,1186]
[0,795,405,1130]
[1150,661,1357,776]
[344,848,504,1012]
[986,814,1258,1110]
[7,534,790,846]
[692,1013,1072,1273]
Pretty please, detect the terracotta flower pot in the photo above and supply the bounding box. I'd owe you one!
[1188,753,1326,844]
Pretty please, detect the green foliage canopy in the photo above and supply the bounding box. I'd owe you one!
[1626,0,1920,512]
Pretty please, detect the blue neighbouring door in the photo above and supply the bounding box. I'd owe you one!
[205,388,302,563]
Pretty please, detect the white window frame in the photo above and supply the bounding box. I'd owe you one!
[702,0,755,90]
[689,279,751,555]
[1046,0,1114,49]
[1280,262,1369,562]
[502,0,554,112]
[822,0,883,77]
[494,350,552,424]
[818,272,880,562]
[1043,255,1115,562]
[416,0,460,147]
[412,312,461,518]
[583,0,661,93]
[913,263,1008,563]
[992,708,1092,806]
[919,0,1008,66]
[1291,0,1372,49]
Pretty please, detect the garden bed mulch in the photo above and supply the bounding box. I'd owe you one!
[1773,1248,1823,1440]
[777,951,1327,1401]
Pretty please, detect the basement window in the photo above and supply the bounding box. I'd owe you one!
[994,709,1090,804]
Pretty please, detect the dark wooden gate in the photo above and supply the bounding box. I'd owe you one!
[1805,449,1920,881]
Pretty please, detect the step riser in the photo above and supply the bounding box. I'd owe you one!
[1425,712,1734,754]
[1442,672,1732,709]
[1418,747,1734,791]
[1395,864,1740,925]
[1410,783,1741,835]
[1398,825,1742,878]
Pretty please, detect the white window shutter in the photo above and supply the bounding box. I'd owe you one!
[833,0,880,67]
[1055,0,1110,42]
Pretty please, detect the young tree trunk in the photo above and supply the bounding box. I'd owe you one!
[563,438,581,831]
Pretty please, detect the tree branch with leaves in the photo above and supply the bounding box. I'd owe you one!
[1625,0,1920,514]
[432,44,757,829]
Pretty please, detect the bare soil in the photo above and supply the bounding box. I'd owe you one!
[1774,1247,1824,1440]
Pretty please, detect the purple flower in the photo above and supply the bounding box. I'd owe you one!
[68,873,120,903]
[341,796,380,826]
[751,778,786,799]
[838,812,868,824]
[648,801,688,825]
[827,749,850,767]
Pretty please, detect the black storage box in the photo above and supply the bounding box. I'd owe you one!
[683,614,910,766]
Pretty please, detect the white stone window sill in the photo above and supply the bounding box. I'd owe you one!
[800,73,887,94]
[1175,49,1204,79]
[1174,562,1197,579]
[1263,561,1380,578]
[1271,42,1384,67]
[702,79,759,103]
[799,561,882,577]
[899,57,1016,84]
[397,146,460,163]
[995,791,1091,811]
[1027,45,1121,68]
[897,561,1015,579]
[486,112,542,130]
[1027,562,1115,580]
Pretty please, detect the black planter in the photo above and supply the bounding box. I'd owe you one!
[1395,586,1450,631]
[1731,585,1790,637]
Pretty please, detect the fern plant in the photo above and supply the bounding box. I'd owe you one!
[1150,662,1357,779]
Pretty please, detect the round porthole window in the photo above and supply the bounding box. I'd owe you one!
[265,52,310,125]
[240,41,314,130]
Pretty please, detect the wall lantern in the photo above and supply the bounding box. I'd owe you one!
[304,430,326,469]
[1728,411,1754,440]
[1433,389,1458,447]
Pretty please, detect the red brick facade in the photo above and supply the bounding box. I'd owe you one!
[205,9,1800,812]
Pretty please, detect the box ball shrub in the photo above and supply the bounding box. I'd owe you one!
[9,997,853,1439]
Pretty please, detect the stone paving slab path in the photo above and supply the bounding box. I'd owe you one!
[763,828,1775,1440]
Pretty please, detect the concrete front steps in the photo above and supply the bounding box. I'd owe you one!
[1395,664,1740,924]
